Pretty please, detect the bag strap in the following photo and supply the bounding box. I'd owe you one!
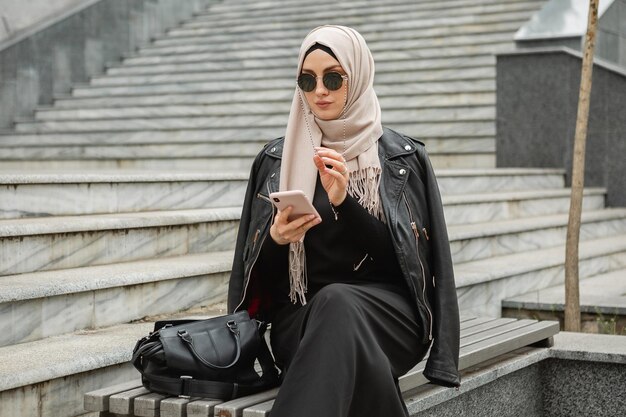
[177,319,241,370]
[141,372,269,399]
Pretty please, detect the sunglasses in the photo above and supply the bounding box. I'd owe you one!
[297,72,348,92]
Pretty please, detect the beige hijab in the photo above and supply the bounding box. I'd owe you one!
[280,25,384,305]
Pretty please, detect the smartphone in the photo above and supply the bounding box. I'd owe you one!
[269,190,320,222]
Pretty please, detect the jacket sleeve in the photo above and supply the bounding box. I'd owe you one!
[227,148,264,313]
[419,147,461,388]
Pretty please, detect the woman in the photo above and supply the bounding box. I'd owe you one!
[228,25,460,416]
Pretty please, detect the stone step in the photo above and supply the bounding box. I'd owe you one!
[0,156,258,171]
[15,107,495,132]
[0,171,247,220]
[68,75,496,98]
[36,93,496,119]
[16,118,495,140]
[0,169,579,221]
[168,5,540,37]
[0,142,492,170]
[203,0,538,16]
[151,20,523,48]
[0,208,240,276]
[448,208,626,263]
[137,32,513,57]
[432,168,566,195]
[0,251,232,347]
[501,268,626,333]
[0,321,156,417]
[105,54,495,76]
[455,234,626,318]
[90,66,495,88]
[0,127,495,148]
[442,188,606,226]
[119,43,514,67]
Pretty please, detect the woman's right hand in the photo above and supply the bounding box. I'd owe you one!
[270,206,321,245]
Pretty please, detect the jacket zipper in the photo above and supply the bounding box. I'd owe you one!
[403,194,433,341]
[234,183,274,313]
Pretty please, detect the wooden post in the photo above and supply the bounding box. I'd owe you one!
[564,0,599,332]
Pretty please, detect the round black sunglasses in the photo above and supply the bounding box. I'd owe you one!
[297,72,348,92]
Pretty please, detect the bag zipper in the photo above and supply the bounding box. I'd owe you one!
[403,194,433,341]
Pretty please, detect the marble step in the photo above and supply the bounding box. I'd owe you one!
[0,154,492,171]
[136,32,514,57]
[89,66,495,88]
[15,107,495,133]
[52,85,494,110]
[0,171,248,220]
[17,106,495,133]
[105,54,495,76]
[0,155,257,171]
[151,20,523,48]
[435,168,565,195]
[442,188,606,226]
[192,0,539,21]
[119,43,514,67]
[0,140,492,167]
[448,208,626,264]
[0,170,577,221]
[0,321,152,417]
[167,6,539,37]
[67,75,497,98]
[203,0,538,15]
[36,93,496,119]
[0,251,233,347]
[455,234,626,318]
[501,268,626,317]
[0,208,240,276]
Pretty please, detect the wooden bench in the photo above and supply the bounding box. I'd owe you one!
[84,316,559,417]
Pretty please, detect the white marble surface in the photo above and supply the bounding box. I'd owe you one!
[437,169,564,194]
[167,6,535,38]
[0,178,246,219]
[0,251,232,343]
[443,189,605,225]
[0,210,239,275]
[456,238,626,317]
[449,209,626,263]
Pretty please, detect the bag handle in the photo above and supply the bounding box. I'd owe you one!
[177,319,241,370]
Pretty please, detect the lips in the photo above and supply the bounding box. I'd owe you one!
[315,101,332,109]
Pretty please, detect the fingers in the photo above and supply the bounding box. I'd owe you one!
[271,206,321,245]
[313,152,349,178]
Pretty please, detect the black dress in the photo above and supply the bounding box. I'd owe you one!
[257,179,429,417]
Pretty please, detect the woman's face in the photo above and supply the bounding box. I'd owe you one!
[300,49,348,121]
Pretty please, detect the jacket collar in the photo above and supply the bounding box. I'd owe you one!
[378,126,419,161]
[263,138,284,159]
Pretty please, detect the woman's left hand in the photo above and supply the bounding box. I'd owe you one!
[313,147,349,206]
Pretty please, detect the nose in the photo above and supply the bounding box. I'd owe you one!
[312,76,329,95]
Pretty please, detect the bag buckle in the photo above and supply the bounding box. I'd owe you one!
[227,320,239,335]
[179,375,192,398]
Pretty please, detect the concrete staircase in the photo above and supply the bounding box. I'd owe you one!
[1,0,625,416]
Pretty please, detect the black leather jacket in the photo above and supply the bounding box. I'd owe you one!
[227,126,461,388]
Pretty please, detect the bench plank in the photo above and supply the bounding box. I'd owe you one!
[85,318,559,417]
[187,399,223,417]
[134,392,168,417]
[110,387,152,415]
[160,397,195,417]
[213,388,279,417]
[84,379,142,411]
[242,399,274,417]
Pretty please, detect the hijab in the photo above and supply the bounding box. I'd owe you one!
[279,25,383,304]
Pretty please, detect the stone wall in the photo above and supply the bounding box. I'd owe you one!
[495,48,626,207]
[407,332,626,417]
[0,0,216,128]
